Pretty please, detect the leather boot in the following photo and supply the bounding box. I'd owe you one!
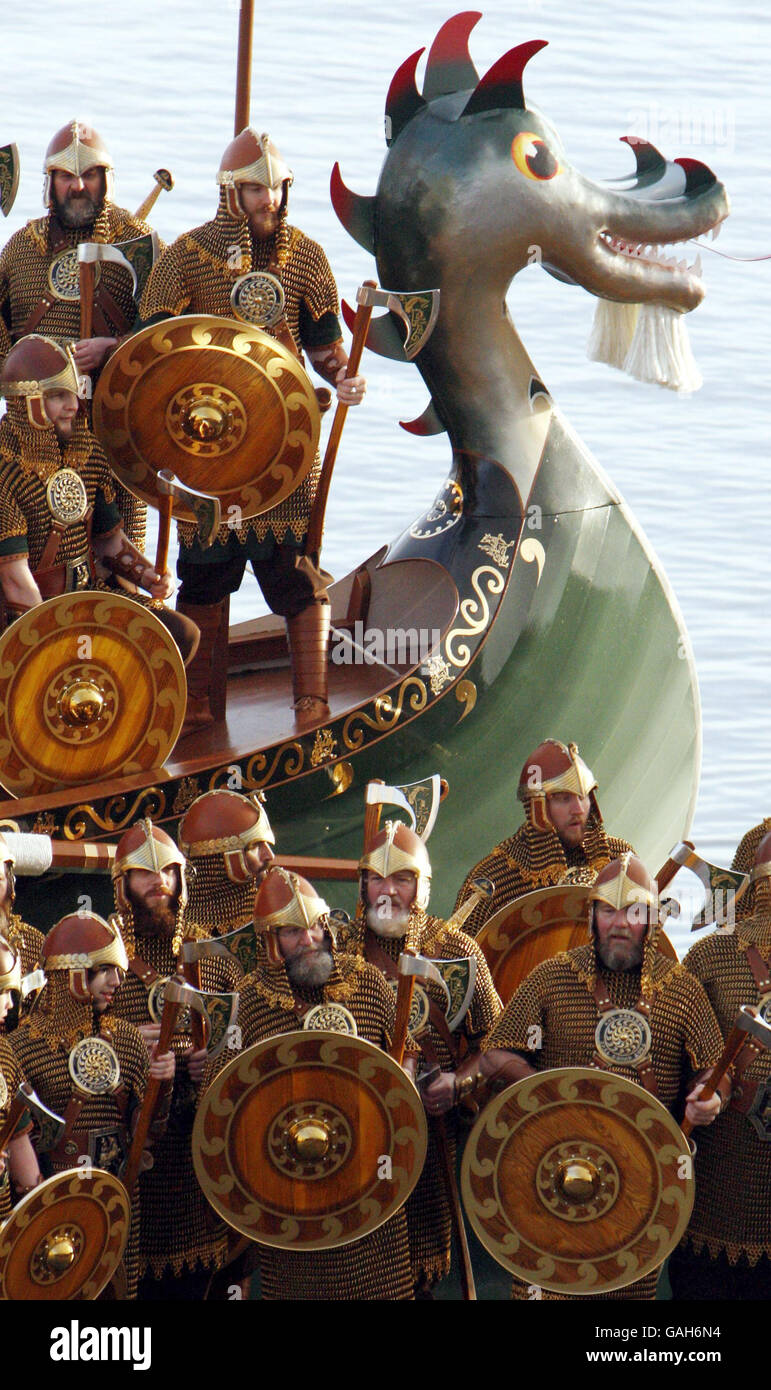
[177,599,226,736]
[285,601,331,725]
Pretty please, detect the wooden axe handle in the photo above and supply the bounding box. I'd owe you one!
[390,950,418,1067]
[182,957,206,1050]
[123,994,180,1193]
[234,0,255,134]
[433,1115,476,1300]
[362,779,384,855]
[155,493,173,578]
[79,261,95,341]
[656,841,694,893]
[0,1093,28,1154]
[304,280,376,560]
[680,1023,747,1138]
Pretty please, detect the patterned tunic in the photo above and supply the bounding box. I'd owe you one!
[204,948,415,1300]
[139,210,341,555]
[107,926,242,1278]
[454,816,635,938]
[484,943,724,1300]
[680,915,771,1265]
[341,909,502,1283]
[9,1009,149,1298]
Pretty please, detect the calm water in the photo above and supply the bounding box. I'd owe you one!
[4,1,771,945]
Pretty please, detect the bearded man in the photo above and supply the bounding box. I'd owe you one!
[0,334,198,665]
[177,788,276,937]
[139,128,366,727]
[454,739,636,937]
[667,830,771,1300]
[8,911,173,1300]
[106,818,241,1299]
[203,865,416,1300]
[0,120,156,545]
[340,820,501,1294]
[476,854,726,1300]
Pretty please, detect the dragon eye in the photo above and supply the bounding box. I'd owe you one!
[511,131,561,181]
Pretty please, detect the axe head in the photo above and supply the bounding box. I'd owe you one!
[78,231,160,301]
[738,1004,771,1050]
[397,951,451,1013]
[18,1082,65,1151]
[356,283,440,359]
[157,470,221,548]
[154,168,174,193]
[0,142,20,218]
[164,975,239,1057]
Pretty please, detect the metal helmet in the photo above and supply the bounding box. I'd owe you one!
[253,866,332,966]
[43,119,114,208]
[0,935,21,995]
[112,817,188,912]
[589,853,658,936]
[517,739,599,833]
[0,334,87,430]
[42,912,128,1003]
[358,820,432,911]
[216,127,293,220]
[178,789,275,885]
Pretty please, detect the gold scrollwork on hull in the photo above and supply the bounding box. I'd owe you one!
[444,566,504,668]
[64,788,166,840]
[455,679,477,719]
[342,678,428,751]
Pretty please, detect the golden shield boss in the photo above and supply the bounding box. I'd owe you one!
[46,469,89,525]
[230,271,285,327]
[47,248,101,302]
[0,592,186,797]
[461,1066,694,1295]
[92,314,321,524]
[0,1168,130,1300]
[68,1036,121,1095]
[302,1002,358,1036]
[477,884,676,1006]
[193,1030,427,1250]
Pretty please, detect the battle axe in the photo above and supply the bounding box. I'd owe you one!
[155,469,221,578]
[0,143,19,218]
[681,1005,771,1139]
[0,1083,64,1155]
[390,950,451,1066]
[78,232,160,341]
[134,169,174,224]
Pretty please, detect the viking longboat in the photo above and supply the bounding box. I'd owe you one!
[0,13,728,923]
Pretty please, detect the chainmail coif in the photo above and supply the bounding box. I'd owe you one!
[453,812,635,937]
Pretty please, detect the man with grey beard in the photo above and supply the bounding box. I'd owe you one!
[202,865,417,1300]
[477,853,727,1300]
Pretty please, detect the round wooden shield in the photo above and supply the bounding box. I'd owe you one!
[477,886,677,1005]
[461,1066,694,1295]
[0,1168,130,1300]
[92,314,321,523]
[0,592,186,796]
[193,1030,428,1250]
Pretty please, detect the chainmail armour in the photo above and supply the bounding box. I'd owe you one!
[341,907,502,1283]
[185,852,254,935]
[0,913,45,1034]
[107,914,242,1278]
[454,813,635,937]
[484,943,724,1300]
[730,819,771,921]
[0,1033,30,1221]
[203,943,415,1301]
[0,202,154,550]
[680,902,771,1266]
[9,972,149,1298]
[139,201,340,552]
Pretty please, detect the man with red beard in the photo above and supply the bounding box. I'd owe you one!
[107,818,241,1299]
[454,739,635,937]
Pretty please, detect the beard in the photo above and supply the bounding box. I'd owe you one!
[365,904,411,940]
[53,189,103,229]
[128,893,178,938]
[596,935,644,972]
[286,944,334,988]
